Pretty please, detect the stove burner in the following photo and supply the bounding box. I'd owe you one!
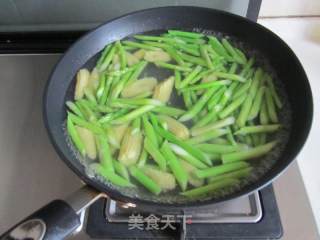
[86,185,283,240]
[105,192,262,224]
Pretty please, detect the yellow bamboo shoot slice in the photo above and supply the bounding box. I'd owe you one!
[88,68,100,91]
[113,124,128,145]
[202,73,217,83]
[153,76,174,103]
[158,115,189,139]
[118,127,142,166]
[122,77,158,98]
[126,52,139,66]
[144,50,171,62]
[75,68,90,100]
[180,160,204,187]
[76,126,97,159]
[143,166,176,191]
[133,49,146,60]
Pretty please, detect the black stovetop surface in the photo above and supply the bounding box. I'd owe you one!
[86,185,282,240]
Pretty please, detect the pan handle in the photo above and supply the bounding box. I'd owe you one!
[0,185,106,240]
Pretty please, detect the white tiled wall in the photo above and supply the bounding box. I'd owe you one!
[260,0,320,17]
[258,2,320,233]
[259,0,320,234]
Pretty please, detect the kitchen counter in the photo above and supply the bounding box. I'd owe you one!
[0,54,318,239]
[0,55,82,230]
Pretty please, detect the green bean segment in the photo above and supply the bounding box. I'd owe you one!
[67,116,86,156]
[92,163,133,187]
[112,105,156,124]
[197,143,246,154]
[191,116,235,136]
[98,134,114,172]
[144,138,167,171]
[187,128,229,144]
[208,167,252,183]
[181,178,239,197]
[222,141,277,163]
[169,143,208,169]
[196,161,249,178]
[219,94,247,119]
[161,142,188,191]
[234,124,281,135]
[129,166,161,195]
[179,87,217,122]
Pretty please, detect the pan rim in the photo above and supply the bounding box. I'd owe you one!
[43,5,313,209]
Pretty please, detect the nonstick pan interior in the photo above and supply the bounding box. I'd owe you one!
[44,7,313,209]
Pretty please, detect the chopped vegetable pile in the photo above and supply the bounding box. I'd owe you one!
[66,30,284,198]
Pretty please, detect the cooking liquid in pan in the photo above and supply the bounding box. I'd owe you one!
[64,29,292,204]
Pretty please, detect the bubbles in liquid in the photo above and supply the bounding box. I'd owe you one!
[63,29,292,204]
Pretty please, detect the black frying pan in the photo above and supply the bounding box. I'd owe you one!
[1,6,312,240]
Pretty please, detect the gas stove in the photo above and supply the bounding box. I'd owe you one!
[86,185,282,239]
[105,192,262,224]
[1,54,317,240]
[0,1,291,239]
